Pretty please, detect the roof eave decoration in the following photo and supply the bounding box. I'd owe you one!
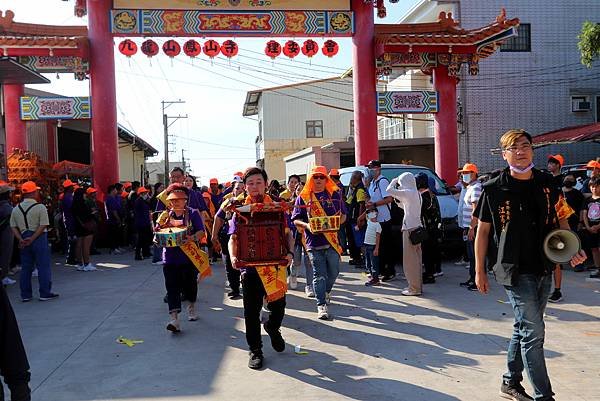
[0,10,89,58]
[375,9,520,58]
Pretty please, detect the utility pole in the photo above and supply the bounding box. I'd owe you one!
[181,149,186,173]
[161,99,187,184]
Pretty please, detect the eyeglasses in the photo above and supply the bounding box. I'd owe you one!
[503,143,533,153]
[313,175,326,180]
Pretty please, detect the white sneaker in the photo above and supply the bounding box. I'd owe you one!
[433,272,444,277]
[77,264,86,271]
[325,292,331,305]
[32,269,38,277]
[83,264,97,272]
[317,304,329,320]
[305,286,315,298]
[2,277,16,285]
[187,304,198,321]
[289,275,298,290]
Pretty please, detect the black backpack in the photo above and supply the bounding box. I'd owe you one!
[373,177,404,231]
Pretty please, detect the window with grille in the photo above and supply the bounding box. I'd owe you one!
[501,23,531,52]
[306,120,324,138]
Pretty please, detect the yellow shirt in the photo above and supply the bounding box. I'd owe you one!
[346,187,367,204]
[10,199,49,233]
[279,189,293,201]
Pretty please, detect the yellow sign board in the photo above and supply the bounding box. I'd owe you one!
[113,0,351,11]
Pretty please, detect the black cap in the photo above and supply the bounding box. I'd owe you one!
[367,160,382,168]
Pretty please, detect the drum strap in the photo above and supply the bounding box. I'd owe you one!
[301,192,343,255]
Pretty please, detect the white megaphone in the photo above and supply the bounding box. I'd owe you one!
[543,229,581,264]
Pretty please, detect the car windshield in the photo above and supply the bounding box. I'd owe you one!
[380,167,450,195]
[340,166,450,196]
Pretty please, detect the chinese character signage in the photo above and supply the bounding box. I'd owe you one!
[111,9,353,36]
[18,56,89,73]
[377,91,438,114]
[113,0,350,11]
[20,97,92,121]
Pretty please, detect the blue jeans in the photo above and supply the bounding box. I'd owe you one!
[504,274,554,401]
[293,243,313,289]
[364,244,379,279]
[152,244,162,263]
[19,231,53,299]
[307,247,340,306]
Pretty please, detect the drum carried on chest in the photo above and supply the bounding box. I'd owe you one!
[154,227,187,248]
[234,204,288,267]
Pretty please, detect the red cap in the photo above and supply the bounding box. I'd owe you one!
[329,168,340,176]
[21,181,40,194]
[209,178,218,185]
[458,163,479,174]
[124,182,132,189]
[234,171,244,177]
[137,187,149,195]
[311,166,328,176]
[547,154,564,167]
[62,179,75,188]
[86,188,97,195]
[586,160,600,169]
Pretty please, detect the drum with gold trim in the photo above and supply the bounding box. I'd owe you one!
[154,227,187,248]
[309,215,341,233]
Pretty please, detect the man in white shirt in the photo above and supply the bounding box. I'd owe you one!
[10,181,58,302]
[365,160,396,282]
[457,163,482,291]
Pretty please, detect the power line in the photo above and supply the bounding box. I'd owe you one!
[170,134,255,150]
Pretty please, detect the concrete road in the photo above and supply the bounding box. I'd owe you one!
[4,253,600,401]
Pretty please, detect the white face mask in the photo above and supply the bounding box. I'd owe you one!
[367,212,377,220]
[462,174,472,183]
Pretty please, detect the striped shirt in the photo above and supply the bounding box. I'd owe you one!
[459,181,482,228]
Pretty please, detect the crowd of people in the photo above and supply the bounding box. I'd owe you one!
[2,129,599,401]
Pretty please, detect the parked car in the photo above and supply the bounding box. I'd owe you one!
[339,164,462,253]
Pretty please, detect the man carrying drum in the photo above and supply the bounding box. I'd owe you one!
[292,166,347,320]
[228,167,294,370]
[155,183,207,333]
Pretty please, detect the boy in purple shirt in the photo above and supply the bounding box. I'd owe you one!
[292,166,346,320]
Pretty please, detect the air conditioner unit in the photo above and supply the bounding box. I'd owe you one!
[572,98,591,112]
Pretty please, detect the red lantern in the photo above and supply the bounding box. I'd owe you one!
[183,39,201,58]
[141,39,159,58]
[118,39,137,57]
[302,39,319,58]
[283,40,300,59]
[220,40,239,58]
[265,40,281,59]
[322,39,339,57]
[163,40,181,58]
[203,40,221,58]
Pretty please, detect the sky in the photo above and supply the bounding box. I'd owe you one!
[5,0,420,185]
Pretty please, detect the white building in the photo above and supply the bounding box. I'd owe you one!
[243,77,355,181]
[399,0,600,171]
[146,161,184,186]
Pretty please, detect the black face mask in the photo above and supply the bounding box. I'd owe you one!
[563,181,575,188]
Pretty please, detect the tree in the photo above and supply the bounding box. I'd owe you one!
[578,21,600,68]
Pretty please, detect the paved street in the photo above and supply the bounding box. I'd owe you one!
[4,253,600,401]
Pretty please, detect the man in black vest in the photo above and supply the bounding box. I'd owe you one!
[475,130,586,401]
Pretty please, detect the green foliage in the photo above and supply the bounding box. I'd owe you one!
[578,21,600,68]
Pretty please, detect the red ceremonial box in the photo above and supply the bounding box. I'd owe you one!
[234,204,288,267]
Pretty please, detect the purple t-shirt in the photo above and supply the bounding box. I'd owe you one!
[104,195,122,224]
[162,208,205,265]
[291,190,346,250]
[134,197,151,228]
[61,192,75,234]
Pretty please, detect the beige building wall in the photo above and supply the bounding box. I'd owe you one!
[263,138,337,181]
[118,146,146,182]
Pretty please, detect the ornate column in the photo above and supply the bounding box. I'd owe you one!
[433,65,459,182]
[351,0,379,165]
[3,84,27,152]
[88,0,118,198]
